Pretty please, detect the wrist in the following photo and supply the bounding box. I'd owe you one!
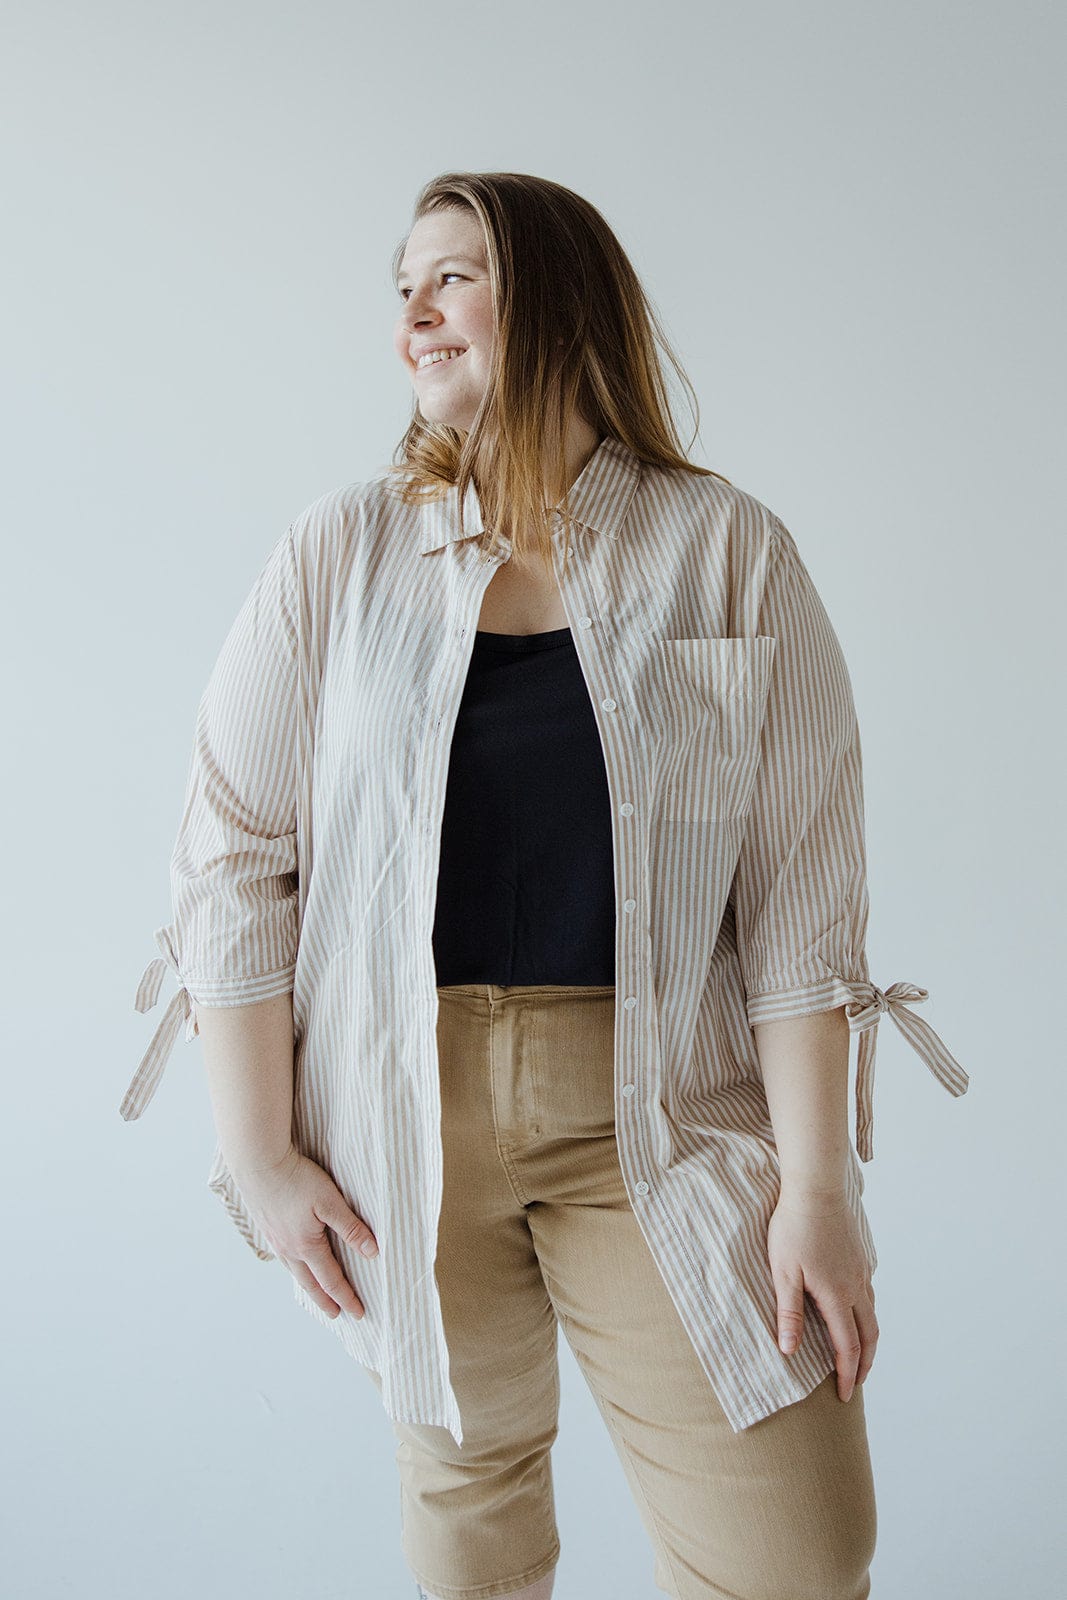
[229,1141,298,1185]
[777,1175,849,1216]
[778,1169,848,1201]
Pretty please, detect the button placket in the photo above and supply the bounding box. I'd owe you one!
[617,784,649,1200]
[537,560,647,1193]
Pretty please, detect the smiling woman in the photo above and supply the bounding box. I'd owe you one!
[392,214,493,421]
[126,169,969,1600]
[385,173,731,582]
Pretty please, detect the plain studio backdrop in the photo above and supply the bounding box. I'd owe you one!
[2,2,1062,1596]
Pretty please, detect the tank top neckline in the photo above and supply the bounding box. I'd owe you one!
[473,626,573,652]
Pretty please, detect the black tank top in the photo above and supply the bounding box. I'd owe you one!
[431,626,616,984]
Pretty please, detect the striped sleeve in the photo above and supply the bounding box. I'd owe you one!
[120,528,301,1121]
[732,516,968,1159]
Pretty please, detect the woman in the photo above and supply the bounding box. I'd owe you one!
[122,172,969,1600]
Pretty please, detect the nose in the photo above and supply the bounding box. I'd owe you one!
[401,284,442,326]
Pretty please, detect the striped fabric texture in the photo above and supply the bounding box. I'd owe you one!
[120,433,969,1443]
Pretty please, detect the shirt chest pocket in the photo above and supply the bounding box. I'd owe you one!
[650,636,777,824]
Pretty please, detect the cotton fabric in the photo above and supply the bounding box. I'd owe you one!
[120,433,969,1445]
[368,980,878,1600]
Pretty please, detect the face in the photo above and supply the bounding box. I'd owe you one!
[393,209,496,434]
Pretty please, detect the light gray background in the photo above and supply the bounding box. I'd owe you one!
[4,2,1062,1596]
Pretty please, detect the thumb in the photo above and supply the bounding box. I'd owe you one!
[774,1269,806,1355]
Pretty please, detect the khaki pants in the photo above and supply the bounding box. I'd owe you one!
[366,984,877,1600]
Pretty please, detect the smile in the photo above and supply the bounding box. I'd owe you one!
[415,348,467,371]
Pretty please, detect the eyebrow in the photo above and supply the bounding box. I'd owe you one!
[395,255,481,285]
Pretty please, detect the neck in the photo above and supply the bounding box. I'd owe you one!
[545,416,602,504]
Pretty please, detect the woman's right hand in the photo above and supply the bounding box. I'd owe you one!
[232,1144,378,1319]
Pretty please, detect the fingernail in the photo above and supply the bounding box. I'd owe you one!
[780,1336,796,1352]
[361,1240,378,1257]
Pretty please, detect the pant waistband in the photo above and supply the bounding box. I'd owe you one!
[436,983,616,1000]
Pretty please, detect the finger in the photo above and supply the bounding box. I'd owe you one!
[852,1291,879,1386]
[283,1255,355,1319]
[774,1272,806,1354]
[821,1301,862,1401]
[303,1236,366,1318]
[320,1193,379,1260]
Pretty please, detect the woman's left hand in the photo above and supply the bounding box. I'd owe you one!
[766,1187,879,1402]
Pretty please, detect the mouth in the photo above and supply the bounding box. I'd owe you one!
[413,348,468,374]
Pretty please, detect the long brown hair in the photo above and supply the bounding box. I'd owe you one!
[387,171,731,572]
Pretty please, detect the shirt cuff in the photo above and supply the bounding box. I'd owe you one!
[119,922,295,1122]
[747,977,970,1162]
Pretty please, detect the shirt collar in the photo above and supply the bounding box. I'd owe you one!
[418,433,641,555]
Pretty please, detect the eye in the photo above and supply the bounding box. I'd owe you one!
[398,272,465,301]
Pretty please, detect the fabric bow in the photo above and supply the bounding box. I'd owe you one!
[847,979,969,1161]
[119,924,199,1122]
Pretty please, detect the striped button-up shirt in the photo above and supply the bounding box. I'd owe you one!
[120,434,969,1441]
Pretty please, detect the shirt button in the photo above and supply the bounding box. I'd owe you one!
[620,802,634,816]
[623,898,636,913]
[635,1180,650,1195]
[577,615,593,628]
[601,697,616,712]
[621,1082,636,1097]
[623,995,637,1010]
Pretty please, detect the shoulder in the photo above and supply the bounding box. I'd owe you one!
[637,458,784,557]
[286,473,376,558]
[284,467,415,575]
[635,461,800,615]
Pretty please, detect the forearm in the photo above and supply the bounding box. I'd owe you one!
[753,1005,851,1196]
[193,992,295,1182]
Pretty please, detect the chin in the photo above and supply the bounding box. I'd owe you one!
[423,408,474,432]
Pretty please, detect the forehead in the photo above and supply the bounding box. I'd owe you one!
[397,210,486,277]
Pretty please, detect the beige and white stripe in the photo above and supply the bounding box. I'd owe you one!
[121,434,969,1443]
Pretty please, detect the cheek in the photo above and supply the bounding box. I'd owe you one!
[468,293,497,349]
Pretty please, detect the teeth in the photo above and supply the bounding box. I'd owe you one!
[417,348,465,368]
